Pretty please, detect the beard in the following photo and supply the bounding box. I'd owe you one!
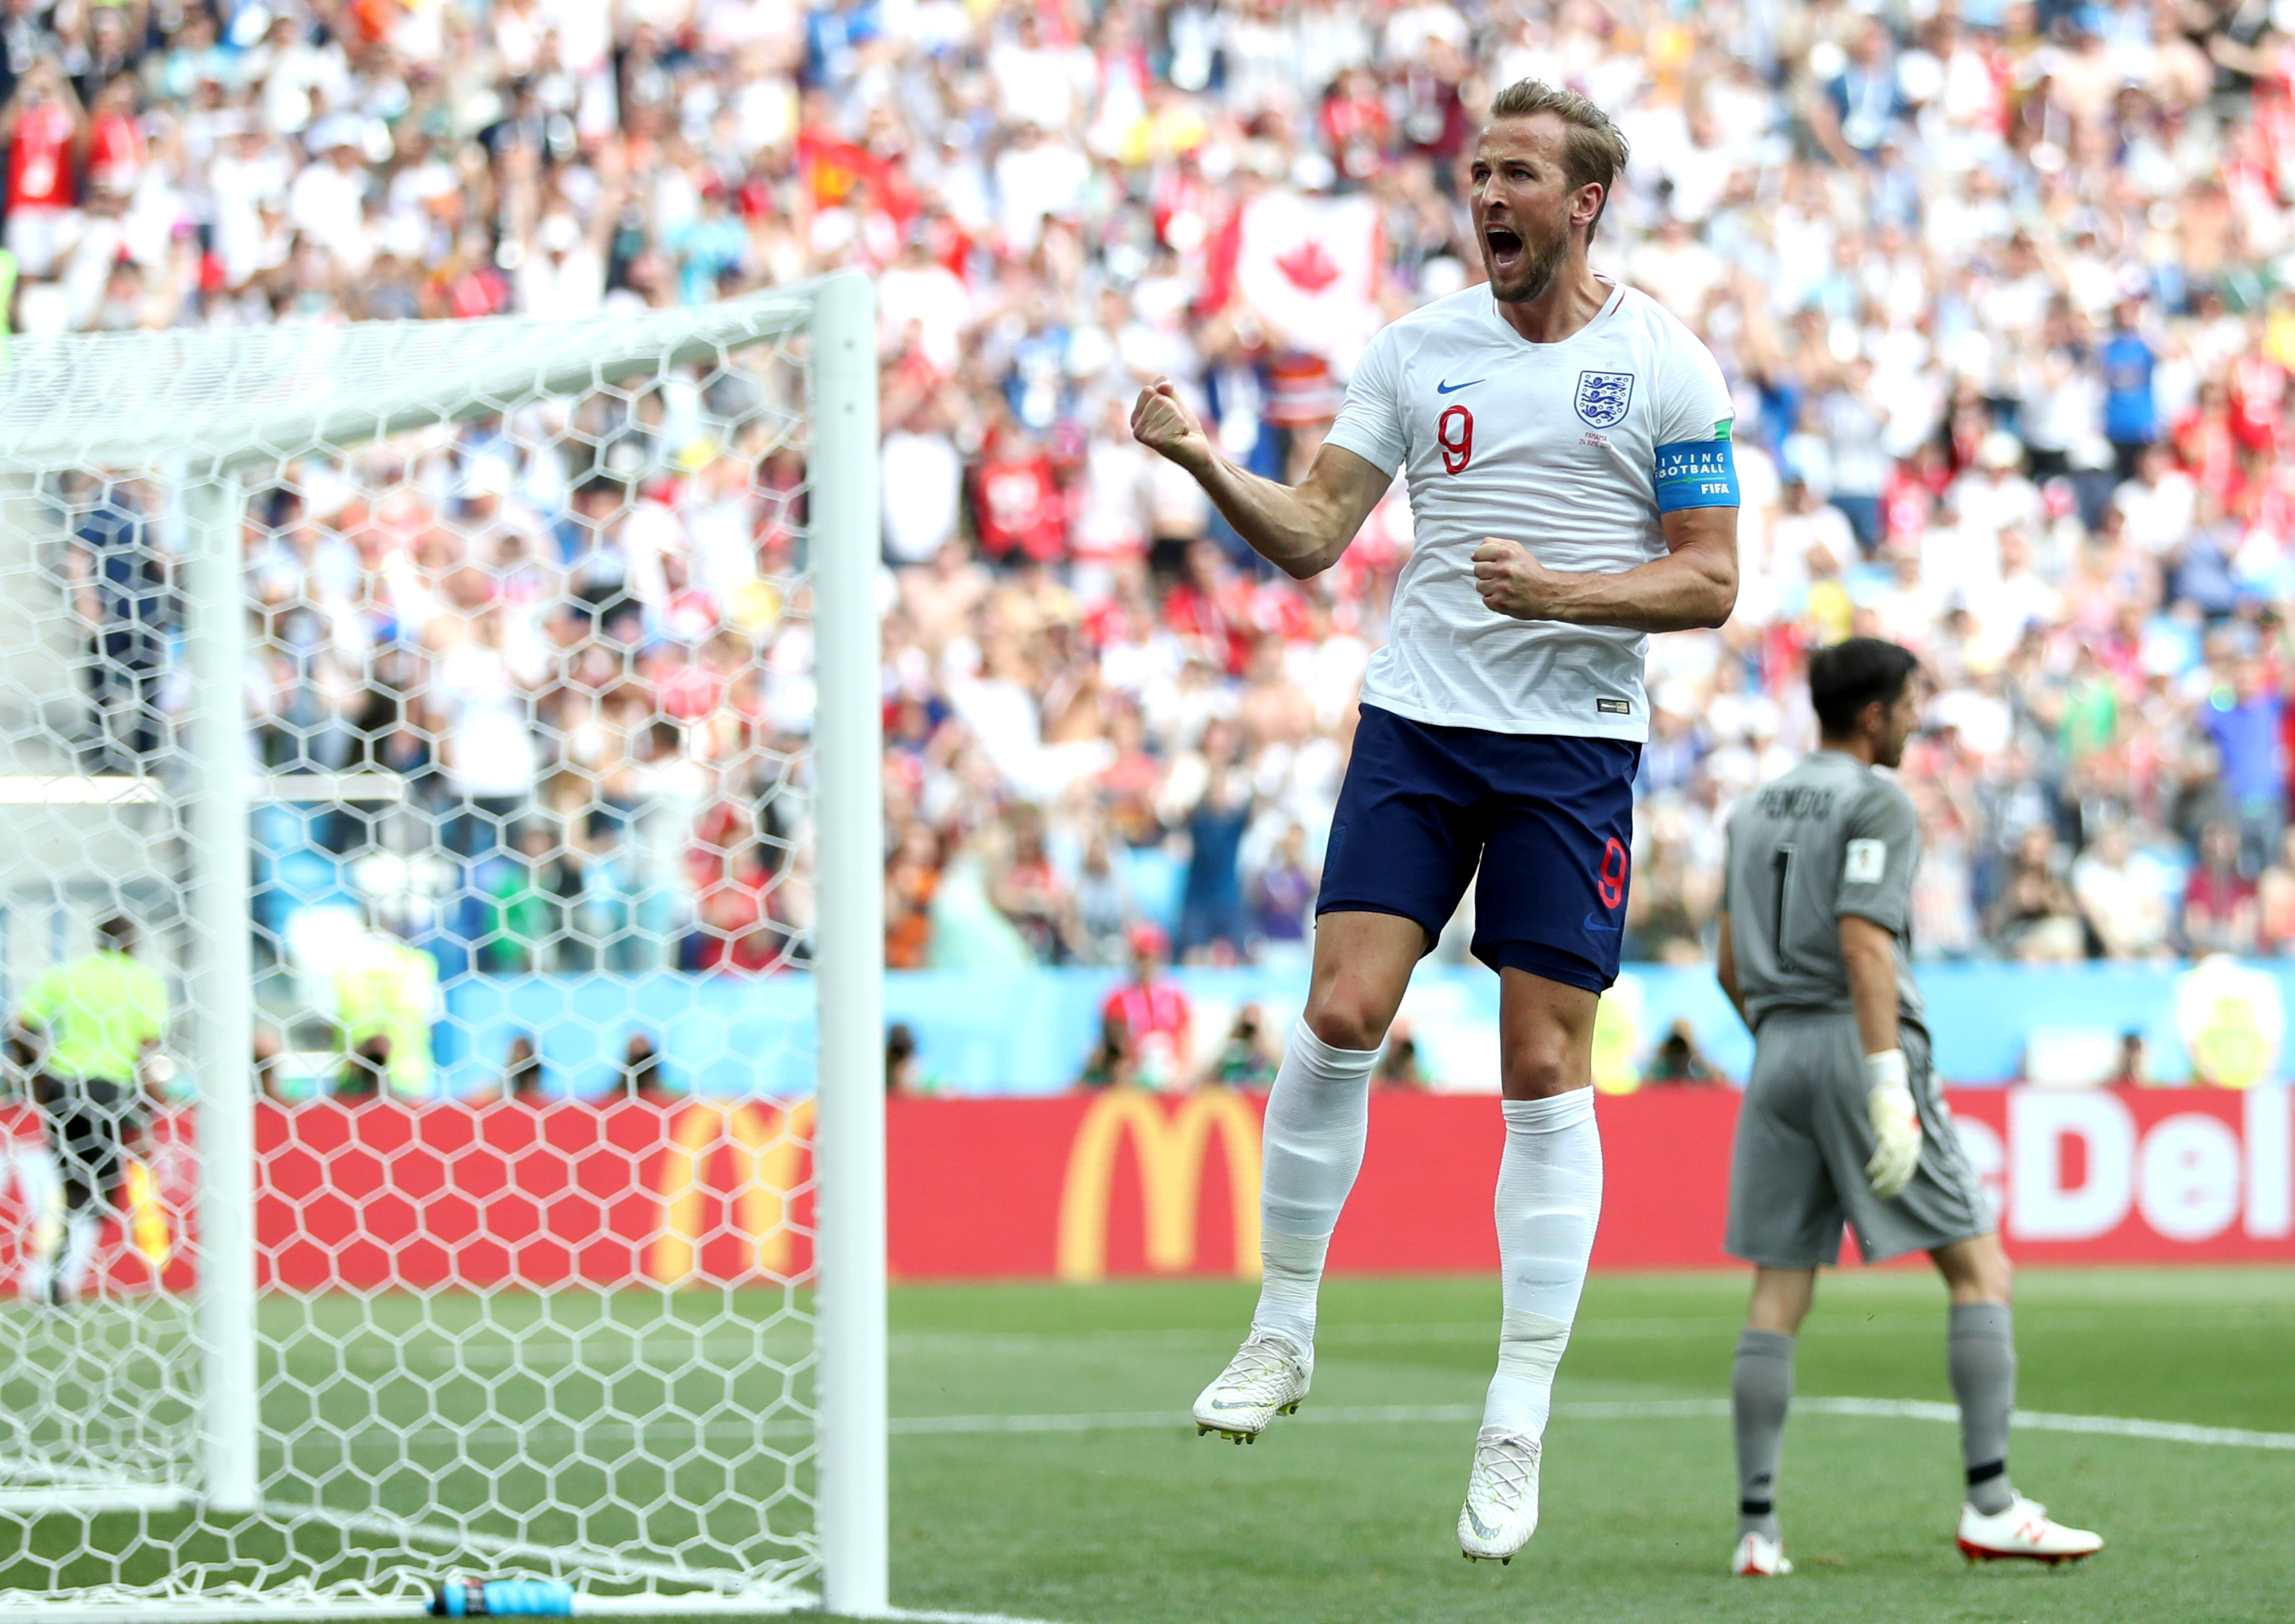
[1483,218,1570,305]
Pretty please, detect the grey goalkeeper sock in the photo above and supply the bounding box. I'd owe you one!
[1949,1302,2017,1516]
[1731,1328,1794,1542]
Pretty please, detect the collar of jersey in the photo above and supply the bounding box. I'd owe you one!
[1481,274,1626,350]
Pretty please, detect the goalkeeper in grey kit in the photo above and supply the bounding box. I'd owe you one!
[1713,638,2102,1576]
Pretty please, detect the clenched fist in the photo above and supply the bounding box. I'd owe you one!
[1471,537,1574,621]
[1131,378,1213,474]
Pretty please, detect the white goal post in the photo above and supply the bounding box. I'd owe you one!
[0,272,883,1617]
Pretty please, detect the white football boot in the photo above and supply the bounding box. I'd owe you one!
[1456,1427,1542,1563]
[1956,1496,2104,1565]
[1192,1329,1311,1444]
[1731,1531,1793,1576]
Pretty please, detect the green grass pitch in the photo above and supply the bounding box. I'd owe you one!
[7,1268,2292,1621]
[826,1268,2295,1624]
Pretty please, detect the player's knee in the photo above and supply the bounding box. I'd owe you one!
[1499,1042,1581,1099]
[1978,1249,2013,1303]
[1938,1235,2012,1302]
[1301,992,1390,1054]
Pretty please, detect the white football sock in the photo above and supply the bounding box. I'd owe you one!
[58,1210,101,1297]
[1249,1020,1378,1348]
[1481,1089,1604,1439]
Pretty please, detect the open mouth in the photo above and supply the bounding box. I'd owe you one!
[1483,224,1525,270]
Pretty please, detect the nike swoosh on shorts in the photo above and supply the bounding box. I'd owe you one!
[1582,913,1623,933]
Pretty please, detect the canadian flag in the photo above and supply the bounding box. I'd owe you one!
[1227,191,1383,373]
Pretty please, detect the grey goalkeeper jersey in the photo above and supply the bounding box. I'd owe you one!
[1722,750,1925,1035]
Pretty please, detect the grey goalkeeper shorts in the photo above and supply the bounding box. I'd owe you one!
[1725,1012,1992,1269]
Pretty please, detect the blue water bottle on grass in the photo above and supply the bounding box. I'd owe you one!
[430,1576,576,1616]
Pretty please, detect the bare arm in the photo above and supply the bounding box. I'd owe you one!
[1130,378,1391,580]
[1715,910,1747,1026]
[1471,503,1738,633]
[0,62,39,142]
[1839,912,1900,1057]
[1808,86,1859,170]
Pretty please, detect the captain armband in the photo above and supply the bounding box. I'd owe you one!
[1653,438,1741,512]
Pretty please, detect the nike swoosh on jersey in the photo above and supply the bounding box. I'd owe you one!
[1582,913,1623,933]
[1435,377,1486,394]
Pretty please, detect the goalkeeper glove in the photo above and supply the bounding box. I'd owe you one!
[1863,1049,1922,1201]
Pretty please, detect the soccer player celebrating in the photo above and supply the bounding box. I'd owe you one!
[1131,80,1739,1563]
[1715,640,2103,1574]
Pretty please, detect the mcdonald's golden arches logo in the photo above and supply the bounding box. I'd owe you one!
[648,1099,814,1285]
[1056,1089,1261,1282]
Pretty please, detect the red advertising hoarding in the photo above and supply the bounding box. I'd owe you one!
[1,1087,2286,1295]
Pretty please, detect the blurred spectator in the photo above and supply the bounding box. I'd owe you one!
[1100,925,1189,1091]
[2258,829,2295,955]
[2201,661,2287,868]
[502,1035,545,1099]
[1906,782,1982,960]
[1207,1004,1278,1088]
[1171,721,1255,962]
[1625,815,1719,965]
[1072,829,1136,967]
[67,474,170,771]
[620,1033,664,1095]
[2105,1032,2150,1089]
[254,1025,285,1102]
[1989,827,2085,962]
[2183,821,2260,957]
[483,825,571,973]
[332,923,438,1097]
[3,62,85,284]
[991,806,1079,964]
[1249,825,1318,959]
[2102,301,2160,481]
[1372,1025,1424,1089]
[2071,823,2173,961]
[927,827,1038,970]
[1645,1020,1723,1085]
[1076,1010,1131,1091]
[886,1023,923,1097]
[689,845,789,974]
[885,823,944,971]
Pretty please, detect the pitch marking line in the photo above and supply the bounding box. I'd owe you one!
[871,1610,1083,1624]
[303,1399,2295,1458]
[891,1398,2295,1451]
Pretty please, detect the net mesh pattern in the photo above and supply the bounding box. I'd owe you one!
[0,295,827,1611]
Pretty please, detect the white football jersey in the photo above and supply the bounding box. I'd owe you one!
[1324,279,1735,742]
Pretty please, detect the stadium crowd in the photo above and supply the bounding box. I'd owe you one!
[37,0,2295,997]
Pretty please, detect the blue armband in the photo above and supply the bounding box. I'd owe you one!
[1653,439,1740,512]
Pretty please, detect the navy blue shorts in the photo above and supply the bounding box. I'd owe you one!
[1317,704,1640,993]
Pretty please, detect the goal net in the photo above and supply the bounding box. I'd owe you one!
[0,274,885,1618]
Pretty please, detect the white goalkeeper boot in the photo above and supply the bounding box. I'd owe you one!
[1732,1531,1793,1576]
[1192,1329,1311,1444]
[1956,1496,2103,1565]
[1457,1426,1542,1563]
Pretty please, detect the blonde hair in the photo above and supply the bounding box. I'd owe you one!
[1485,79,1629,239]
